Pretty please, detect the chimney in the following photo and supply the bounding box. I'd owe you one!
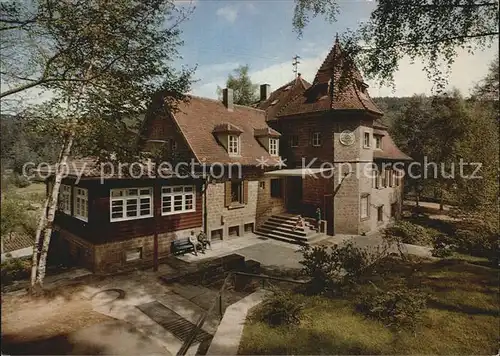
[222,88,234,111]
[260,84,270,101]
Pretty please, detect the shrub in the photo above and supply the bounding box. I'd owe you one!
[300,242,387,295]
[431,233,455,258]
[11,174,31,188]
[383,221,438,247]
[257,288,304,326]
[300,245,339,294]
[356,284,427,330]
[1,258,31,285]
[454,226,499,267]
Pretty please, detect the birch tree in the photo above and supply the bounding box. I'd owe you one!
[1,0,195,292]
[292,0,499,89]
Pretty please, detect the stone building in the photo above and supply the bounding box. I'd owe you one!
[45,38,411,273]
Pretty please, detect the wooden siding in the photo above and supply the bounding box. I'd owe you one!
[54,177,202,244]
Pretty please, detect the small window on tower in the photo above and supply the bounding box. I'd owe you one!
[363,132,371,148]
[312,132,322,147]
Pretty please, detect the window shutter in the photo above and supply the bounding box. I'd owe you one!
[224,181,231,207]
[243,180,249,204]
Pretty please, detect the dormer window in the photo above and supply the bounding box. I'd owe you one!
[213,122,243,156]
[254,127,282,156]
[375,135,382,149]
[269,138,279,156]
[228,135,240,155]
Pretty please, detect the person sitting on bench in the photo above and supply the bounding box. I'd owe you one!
[197,231,211,250]
[188,230,204,255]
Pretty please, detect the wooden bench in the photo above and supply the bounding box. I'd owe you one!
[171,237,210,256]
[171,238,194,255]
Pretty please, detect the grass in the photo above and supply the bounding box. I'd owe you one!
[238,256,499,355]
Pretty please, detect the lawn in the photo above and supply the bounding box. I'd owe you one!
[238,256,499,355]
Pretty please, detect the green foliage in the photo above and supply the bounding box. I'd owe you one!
[454,224,499,267]
[356,284,427,330]
[10,173,30,188]
[1,258,31,285]
[390,87,499,213]
[431,233,455,258]
[300,242,386,295]
[2,0,195,162]
[256,288,304,326]
[0,195,37,256]
[472,55,499,102]
[292,1,498,87]
[383,220,438,247]
[217,65,258,106]
[0,115,60,172]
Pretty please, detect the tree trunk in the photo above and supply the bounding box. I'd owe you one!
[439,189,444,211]
[33,128,76,290]
[30,142,66,290]
[30,196,49,288]
[1,236,4,255]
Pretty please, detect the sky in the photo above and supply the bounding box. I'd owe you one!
[2,0,498,108]
[176,0,498,99]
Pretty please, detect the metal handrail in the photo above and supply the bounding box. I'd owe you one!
[233,271,308,285]
[176,272,233,356]
[176,271,309,355]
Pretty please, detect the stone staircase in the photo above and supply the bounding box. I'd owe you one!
[255,213,327,245]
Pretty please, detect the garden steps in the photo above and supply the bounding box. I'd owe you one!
[255,214,326,246]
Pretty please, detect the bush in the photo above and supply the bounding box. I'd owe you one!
[431,233,455,257]
[257,288,304,326]
[356,284,427,330]
[11,174,31,188]
[1,258,31,285]
[454,226,499,267]
[300,242,387,295]
[383,221,438,246]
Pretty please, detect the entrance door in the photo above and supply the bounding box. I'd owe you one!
[323,194,334,236]
[286,177,302,213]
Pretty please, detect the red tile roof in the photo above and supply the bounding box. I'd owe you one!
[260,38,383,119]
[257,75,311,119]
[373,131,413,161]
[212,122,244,134]
[171,96,278,165]
[36,157,179,179]
[254,127,281,138]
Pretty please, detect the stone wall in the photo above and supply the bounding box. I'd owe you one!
[57,226,199,273]
[255,177,286,227]
[206,178,285,239]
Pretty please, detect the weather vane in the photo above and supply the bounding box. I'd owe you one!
[292,55,301,78]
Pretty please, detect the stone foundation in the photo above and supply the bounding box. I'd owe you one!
[56,226,200,273]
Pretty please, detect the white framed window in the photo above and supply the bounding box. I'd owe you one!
[269,138,279,156]
[360,194,370,219]
[363,132,371,148]
[59,184,72,215]
[375,135,382,149]
[110,187,153,222]
[161,185,195,216]
[74,187,88,222]
[228,135,240,155]
[290,135,299,147]
[312,132,321,147]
